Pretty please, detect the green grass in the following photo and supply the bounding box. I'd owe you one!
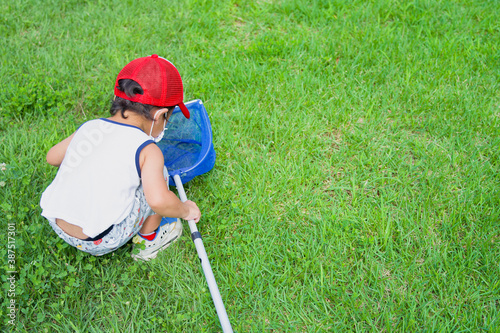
[1,0,499,331]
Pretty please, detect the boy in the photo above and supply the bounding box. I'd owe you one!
[40,54,201,261]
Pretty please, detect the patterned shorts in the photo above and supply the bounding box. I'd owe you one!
[48,183,154,256]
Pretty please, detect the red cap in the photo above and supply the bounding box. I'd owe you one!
[114,54,190,118]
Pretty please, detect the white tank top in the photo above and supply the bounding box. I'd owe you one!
[40,119,154,238]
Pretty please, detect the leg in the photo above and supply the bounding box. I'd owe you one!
[139,214,161,235]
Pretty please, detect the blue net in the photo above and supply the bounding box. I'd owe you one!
[157,99,216,185]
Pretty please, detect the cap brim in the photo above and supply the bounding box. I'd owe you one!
[179,102,190,119]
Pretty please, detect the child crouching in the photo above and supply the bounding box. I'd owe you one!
[40,55,201,260]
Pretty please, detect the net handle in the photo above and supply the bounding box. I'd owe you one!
[173,174,233,333]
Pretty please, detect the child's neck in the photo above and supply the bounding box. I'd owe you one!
[108,111,150,133]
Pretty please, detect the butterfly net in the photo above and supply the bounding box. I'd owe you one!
[157,99,216,185]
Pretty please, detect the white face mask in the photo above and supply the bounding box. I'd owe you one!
[149,110,166,143]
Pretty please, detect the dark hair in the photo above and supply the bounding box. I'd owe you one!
[110,79,156,120]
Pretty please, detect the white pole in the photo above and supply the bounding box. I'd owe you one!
[173,174,233,333]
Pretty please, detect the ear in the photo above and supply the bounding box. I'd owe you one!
[152,108,170,121]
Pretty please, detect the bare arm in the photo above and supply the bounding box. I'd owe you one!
[46,132,76,167]
[140,143,201,222]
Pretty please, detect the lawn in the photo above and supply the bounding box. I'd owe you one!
[1,0,499,331]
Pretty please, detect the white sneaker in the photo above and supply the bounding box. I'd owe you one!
[131,220,183,261]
